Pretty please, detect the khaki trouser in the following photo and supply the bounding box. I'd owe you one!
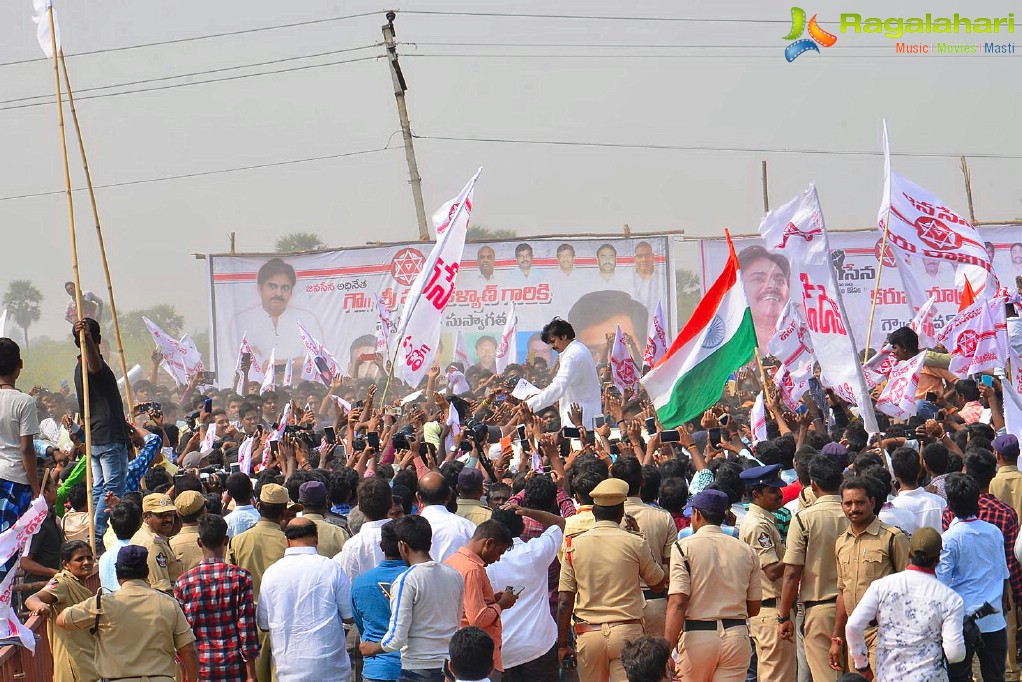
[1007,590,1020,682]
[803,601,842,681]
[256,628,275,682]
[576,622,643,682]
[677,624,751,682]
[642,597,667,639]
[750,606,796,682]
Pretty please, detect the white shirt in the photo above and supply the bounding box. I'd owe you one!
[526,339,602,429]
[0,390,38,485]
[879,502,918,537]
[334,518,388,583]
[890,487,946,534]
[98,538,131,593]
[846,568,965,681]
[224,504,260,538]
[486,526,562,669]
[229,304,324,365]
[258,547,354,682]
[419,505,475,564]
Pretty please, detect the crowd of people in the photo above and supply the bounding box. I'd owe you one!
[0,288,1019,682]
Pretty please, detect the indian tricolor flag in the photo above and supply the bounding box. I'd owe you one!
[641,233,756,427]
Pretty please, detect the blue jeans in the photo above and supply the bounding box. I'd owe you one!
[400,669,444,682]
[91,441,129,542]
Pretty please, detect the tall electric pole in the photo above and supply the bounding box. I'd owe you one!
[382,11,429,241]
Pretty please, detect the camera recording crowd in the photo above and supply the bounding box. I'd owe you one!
[0,300,1020,682]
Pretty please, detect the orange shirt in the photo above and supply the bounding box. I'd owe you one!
[445,547,504,671]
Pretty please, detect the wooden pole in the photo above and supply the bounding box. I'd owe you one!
[960,156,977,223]
[761,160,770,213]
[58,49,134,411]
[48,6,96,556]
[864,208,892,356]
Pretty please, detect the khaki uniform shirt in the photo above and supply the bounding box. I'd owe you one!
[835,517,909,614]
[991,465,1022,518]
[799,486,817,509]
[738,503,785,599]
[129,524,183,594]
[624,497,678,587]
[227,519,287,599]
[783,494,848,602]
[670,525,762,619]
[60,579,195,680]
[43,570,98,682]
[559,520,666,623]
[456,499,493,526]
[558,506,595,563]
[304,513,350,559]
[170,525,204,573]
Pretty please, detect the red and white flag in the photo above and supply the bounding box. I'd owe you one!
[767,301,816,386]
[751,392,768,444]
[237,436,254,475]
[395,169,481,387]
[282,358,293,388]
[300,352,322,385]
[879,121,996,311]
[909,295,939,349]
[260,348,276,394]
[936,296,1007,378]
[642,300,669,368]
[862,344,898,390]
[374,293,394,356]
[328,394,351,414]
[494,302,518,374]
[1004,345,1022,436]
[0,494,49,650]
[876,351,926,420]
[144,317,192,386]
[759,187,879,433]
[610,325,641,397]
[235,335,266,392]
[297,318,341,381]
[772,363,811,412]
[201,419,216,454]
[453,330,470,369]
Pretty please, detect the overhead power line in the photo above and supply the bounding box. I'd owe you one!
[414,134,1022,160]
[0,146,397,202]
[401,10,803,24]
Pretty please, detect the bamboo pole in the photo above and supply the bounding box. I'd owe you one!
[864,208,893,356]
[48,6,96,556]
[58,50,134,411]
[960,156,977,224]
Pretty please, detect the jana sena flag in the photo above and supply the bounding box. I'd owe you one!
[396,169,481,386]
[641,234,756,427]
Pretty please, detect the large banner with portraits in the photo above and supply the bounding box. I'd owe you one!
[208,236,672,385]
[699,225,1021,351]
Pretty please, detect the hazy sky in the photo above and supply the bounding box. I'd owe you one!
[1,0,1019,342]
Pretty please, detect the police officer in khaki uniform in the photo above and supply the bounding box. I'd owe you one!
[57,545,199,682]
[228,482,296,682]
[829,477,909,673]
[297,480,349,558]
[613,456,677,638]
[557,478,666,682]
[666,489,761,682]
[738,464,796,681]
[779,455,849,682]
[130,493,184,593]
[170,490,206,572]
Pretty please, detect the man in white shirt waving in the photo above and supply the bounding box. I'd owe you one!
[526,318,602,429]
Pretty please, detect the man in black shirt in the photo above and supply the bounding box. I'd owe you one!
[73,318,130,546]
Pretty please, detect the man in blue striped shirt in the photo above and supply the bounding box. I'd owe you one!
[351,521,405,682]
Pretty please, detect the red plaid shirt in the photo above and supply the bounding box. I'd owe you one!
[174,557,259,681]
[942,493,1022,604]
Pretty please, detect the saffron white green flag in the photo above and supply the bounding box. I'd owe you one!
[640,233,756,427]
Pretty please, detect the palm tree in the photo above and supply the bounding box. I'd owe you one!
[275,232,325,253]
[466,225,517,242]
[122,304,185,341]
[2,280,42,348]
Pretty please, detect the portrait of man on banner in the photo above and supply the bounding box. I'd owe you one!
[737,245,791,347]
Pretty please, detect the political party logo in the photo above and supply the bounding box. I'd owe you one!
[778,221,823,248]
[391,248,425,286]
[873,238,897,267]
[784,7,838,62]
[914,215,963,251]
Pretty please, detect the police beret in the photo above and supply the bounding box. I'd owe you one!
[115,545,148,571]
[739,464,785,488]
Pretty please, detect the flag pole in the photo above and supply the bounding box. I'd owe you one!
[57,49,134,411]
[864,208,892,356]
[48,5,96,556]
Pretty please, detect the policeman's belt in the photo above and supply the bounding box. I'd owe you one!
[684,619,746,631]
[642,589,666,600]
[803,596,837,609]
[573,618,642,635]
[760,598,777,608]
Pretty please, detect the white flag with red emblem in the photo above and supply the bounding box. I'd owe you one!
[235,335,266,392]
[879,122,996,310]
[395,169,481,387]
[237,436,255,475]
[297,319,341,381]
[610,325,641,397]
[494,302,518,374]
[642,300,669,368]
[282,358,293,387]
[144,317,192,386]
[1004,345,1022,436]
[453,330,470,370]
[936,296,1007,378]
[875,351,926,420]
[772,363,811,412]
[751,392,768,444]
[862,344,898,390]
[0,493,49,650]
[260,348,276,394]
[759,186,879,433]
[766,301,816,387]
[909,294,939,349]
[374,293,393,355]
